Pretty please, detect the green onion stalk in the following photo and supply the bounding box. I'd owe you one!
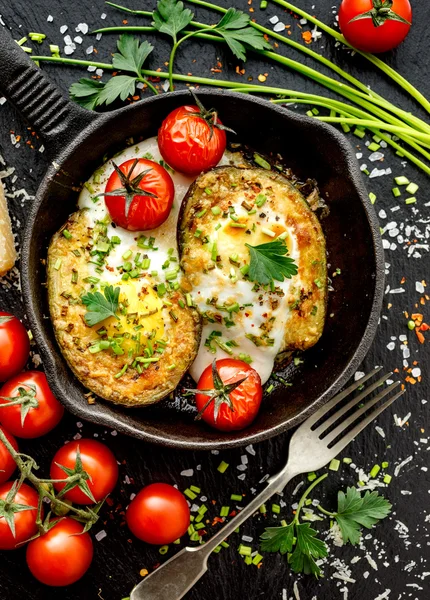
[30,54,430,175]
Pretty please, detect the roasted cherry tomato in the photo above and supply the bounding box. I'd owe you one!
[0,371,64,439]
[126,482,190,545]
[0,426,18,484]
[50,439,118,505]
[158,101,229,175]
[195,359,262,432]
[0,312,30,382]
[103,158,174,231]
[26,517,93,586]
[0,482,39,550]
[339,0,411,53]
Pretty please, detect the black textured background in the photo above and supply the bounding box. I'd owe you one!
[0,0,429,599]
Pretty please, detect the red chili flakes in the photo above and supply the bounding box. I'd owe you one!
[400,276,406,284]
[302,31,312,44]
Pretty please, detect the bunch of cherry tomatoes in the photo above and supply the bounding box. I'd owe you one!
[0,311,191,587]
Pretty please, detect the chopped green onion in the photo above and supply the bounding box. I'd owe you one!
[114,364,128,379]
[260,0,268,8]
[211,206,221,215]
[353,128,365,139]
[369,464,380,478]
[62,229,72,240]
[198,504,208,515]
[111,235,121,245]
[157,283,166,297]
[229,223,247,229]
[159,545,169,555]
[394,176,410,185]
[238,353,253,364]
[259,504,266,514]
[240,264,249,276]
[405,182,419,194]
[122,249,132,260]
[217,461,229,473]
[405,197,416,205]
[53,258,62,270]
[407,320,415,330]
[220,506,230,518]
[341,122,351,133]
[381,461,389,469]
[190,485,201,494]
[253,153,271,170]
[169,310,178,322]
[238,545,252,556]
[392,187,401,197]
[212,546,222,553]
[184,489,197,500]
[343,457,353,464]
[314,278,323,289]
[369,192,377,204]
[307,472,317,482]
[261,227,275,238]
[211,241,218,261]
[196,209,207,218]
[244,556,253,565]
[71,270,78,284]
[368,142,380,152]
[194,229,203,238]
[383,474,392,484]
[272,504,281,514]
[230,494,242,502]
[204,188,212,195]
[329,459,340,472]
[166,364,176,371]
[255,193,267,207]
[252,553,263,565]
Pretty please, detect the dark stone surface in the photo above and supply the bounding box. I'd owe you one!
[0,0,429,599]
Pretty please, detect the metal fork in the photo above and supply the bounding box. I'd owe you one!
[130,368,404,600]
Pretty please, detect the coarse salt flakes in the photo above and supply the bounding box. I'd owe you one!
[375,426,385,438]
[180,469,193,477]
[273,22,286,32]
[95,530,107,541]
[369,152,384,162]
[86,46,94,54]
[378,209,387,219]
[74,36,83,44]
[96,68,104,77]
[47,15,54,22]
[416,281,425,293]
[96,33,102,41]
[76,23,89,35]
[0,97,6,105]
[354,371,365,381]
[411,367,421,377]
[269,15,279,24]
[386,342,395,351]
[101,13,107,19]
[245,444,255,456]
[87,65,97,72]
[64,46,75,56]
[60,25,68,34]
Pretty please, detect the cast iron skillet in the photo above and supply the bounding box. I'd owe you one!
[0,25,384,450]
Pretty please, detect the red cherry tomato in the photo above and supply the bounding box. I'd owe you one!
[50,439,118,505]
[126,483,190,545]
[339,0,411,53]
[0,312,30,382]
[0,426,18,484]
[158,105,227,175]
[0,371,64,439]
[26,517,93,586]
[104,158,174,231]
[195,359,263,432]
[0,482,39,550]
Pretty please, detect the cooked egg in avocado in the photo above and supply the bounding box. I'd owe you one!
[47,137,201,407]
[178,166,327,384]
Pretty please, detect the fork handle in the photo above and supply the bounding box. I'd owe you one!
[130,464,298,600]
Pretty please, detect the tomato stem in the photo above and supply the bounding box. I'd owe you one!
[293,473,328,524]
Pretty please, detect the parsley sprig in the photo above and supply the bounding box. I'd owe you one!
[70,35,156,109]
[245,239,298,286]
[260,474,392,577]
[81,285,120,327]
[152,0,270,91]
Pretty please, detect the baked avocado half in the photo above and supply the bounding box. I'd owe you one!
[47,209,201,407]
[178,166,327,383]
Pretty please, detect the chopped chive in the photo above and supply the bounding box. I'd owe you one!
[244,556,253,565]
[238,544,252,556]
[252,553,263,565]
[213,546,222,553]
[123,261,132,272]
[369,192,377,204]
[220,506,230,518]
[169,310,178,322]
[196,209,207,218]
[394,175,410,185]
[353,128,365,139]
[71,269,78,284]
[157,283,166,297]
[307,472,317,482]
[211,241,218,261]
[166,364,176,371]
[186,293,193,307]
[114,364,128,379]
[343,457,353,464]
[229,223,247,229]
[217,461,229,473]
[306,110,313,117]
[159,545,169,555]
[189,531,200,541]
[53,258,62,270]
[231,494,243,502]
[329,459,340,472]
[253,153,271,170]
[383,474,392,484]
[255,193,267,207]
[314,278,323,288]
[272,504,281,514]
[261,227,275,238]
[220,541,229,548]
[238,353,252,364]
[240,264,249,276]
[368,142,380,152]
[381,461,389,469]
[259,504,266,514]
[194,522,205,530]
[341,122,351,133]
[405,182,418,194]
[369,464,380,478]
[165,268,179,281]
[62,229,72,240]
[204,188,212,195]
[122,249,132,260]
[190,485,201,494]
[184,489,197,500]
[173,539,181,545]
[392,187,401,197]
[141,258,150,270]
[211,206,221,215]
[260,0,268,7]
[194,229,203,238]
[122,273,130,281]
[405,197,416,205]
[198,505,208,515]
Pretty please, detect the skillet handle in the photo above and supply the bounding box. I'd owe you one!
[0,23,100,157]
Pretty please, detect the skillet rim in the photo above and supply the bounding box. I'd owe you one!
[21,89,385,450]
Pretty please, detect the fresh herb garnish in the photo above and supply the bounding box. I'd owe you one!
[70,35,155,109]
[333,487,392,545]
[245,239,298,286]
[260,474,392,577]
[82,285,120,327]
[152,0,194,42]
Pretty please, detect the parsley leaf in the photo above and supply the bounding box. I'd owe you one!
[152,0,194,41]
[112,35,153,77]
[260,523,294,554]
[69,35,154,109]
[212,8,272,61]
[289,523,327,578]
[245,239,298,286]
[82,285,120,327]
[335,487,392,545]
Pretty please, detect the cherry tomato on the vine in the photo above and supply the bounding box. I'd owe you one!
[103,158,174,231]
[339,0,412,54]
[0,312,30,382]
[26,517,93,586]
[0,371,64,439]
[195,359,263,432]
[0,426,18,484]
[158,103,228,175]
[126,482,190,545]
[50,438,118,505]
[0,482,39,550]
